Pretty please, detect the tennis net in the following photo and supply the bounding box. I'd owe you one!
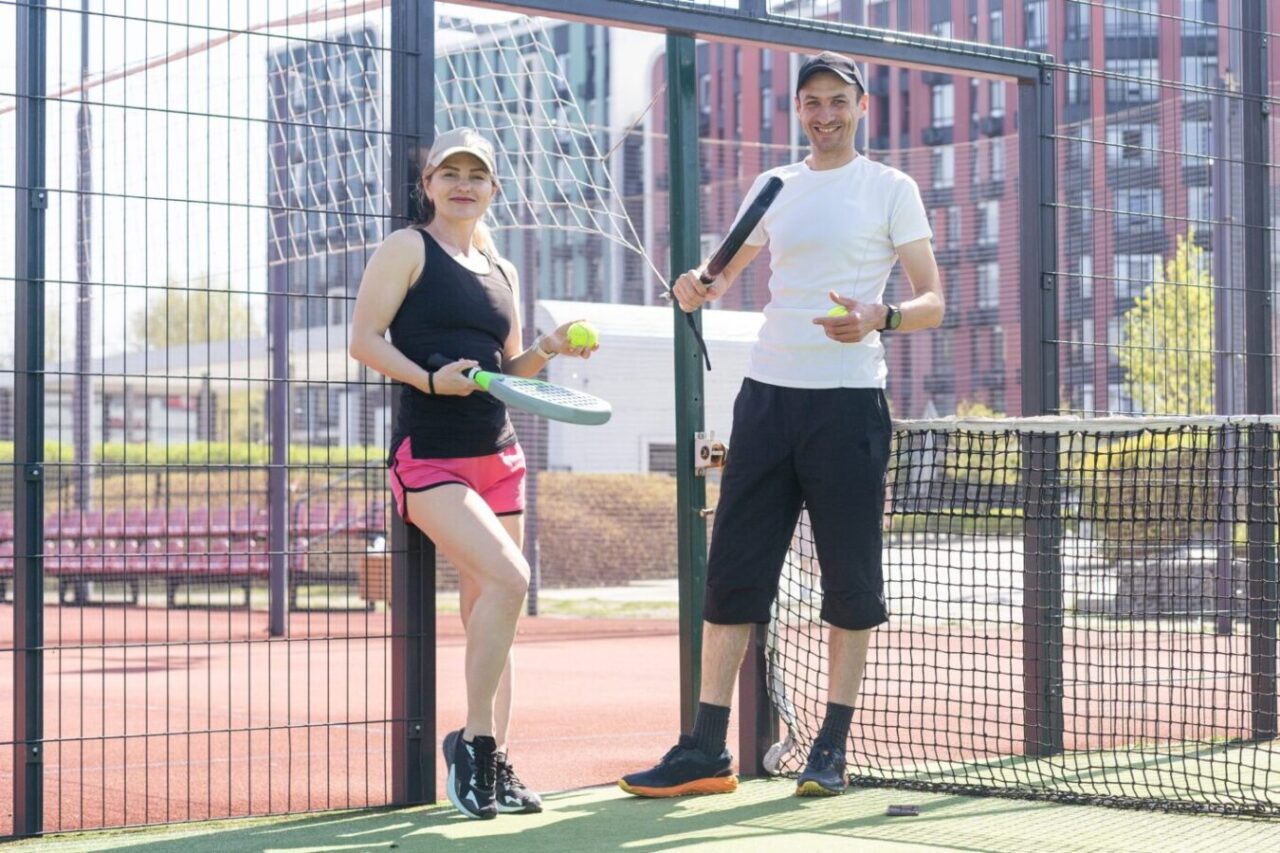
[765,416,1280,815]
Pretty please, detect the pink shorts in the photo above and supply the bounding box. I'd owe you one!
[389,439,526,523]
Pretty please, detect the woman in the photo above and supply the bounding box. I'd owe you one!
[349,127,595,820]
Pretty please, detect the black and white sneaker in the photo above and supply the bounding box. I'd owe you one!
[443,729,498,819]
[495,751,543,814]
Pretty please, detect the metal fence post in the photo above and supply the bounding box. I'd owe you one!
[13,0,48,837]
[390,0,436,805]
[1018,62,1062,758]
[1240,1,1277,743]
[667,33,708,737]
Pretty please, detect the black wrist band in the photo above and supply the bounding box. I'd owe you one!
[427,371,436,395]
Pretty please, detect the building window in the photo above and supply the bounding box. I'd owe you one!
[990,81,1006,117]
[977,262,1000,308]
[761,86,773,139]
[1181,56,1218,103]
[1180,0,1216,36]
[932,145,955,188]
[990,138,1006,181]
[1066,61,1090,105]
[647,442,677,475]
[1080,254,1094,300]
[1108,319,1124,367]
[947,205,962,247]
[1080,383,1095,413]
[931,329,954,373]
[1114,253,1162,300]
[1188,186,1213,224]
[1066,2,1091,39]
[931,83,955,128]
[1106,122,1159,168]
[1105,0,1158,37]
[1081,317,1095,363]
[1183,119,1211,164]
[1025,1,1048,49]
[1115,188,1163,234]
[989,9,1004,45]
[932,20,953,39]
[1105,59,1160,104]
[977,200,999,245]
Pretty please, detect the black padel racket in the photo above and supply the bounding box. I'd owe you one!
[701,175,784,284]
[672,175,784,370]
[427,354,612,426]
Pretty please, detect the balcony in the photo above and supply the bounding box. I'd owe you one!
[967,243,999,264]
[923,373,956,394]
[972,367,1007,388]
[922,125,954,146]
[979,115,1005,137]
[976,180,1006,201]
[968,306,1000,326]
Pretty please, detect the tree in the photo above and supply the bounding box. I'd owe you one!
[130,274,262,350]
[1119,231,1214,415]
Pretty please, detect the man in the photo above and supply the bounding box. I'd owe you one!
[619,51,944,798]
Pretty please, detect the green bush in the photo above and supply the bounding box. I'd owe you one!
[0,440,75,462]
[1077,428,1223,554]
[94,441,384,466]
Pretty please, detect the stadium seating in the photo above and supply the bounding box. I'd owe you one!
[0,501,388,608]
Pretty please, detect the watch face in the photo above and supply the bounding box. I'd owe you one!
[887,307,902,330]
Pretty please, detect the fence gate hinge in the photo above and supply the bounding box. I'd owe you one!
[30,190,47,209]
[1041,274,1055,291]
[24,465,42,482]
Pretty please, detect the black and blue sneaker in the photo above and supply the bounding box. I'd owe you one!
[495,751,543,814]
[795,740,847,796]
[618,735,738,798]
[443,729,498,819]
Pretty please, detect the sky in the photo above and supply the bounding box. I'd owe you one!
[0,1,663,367]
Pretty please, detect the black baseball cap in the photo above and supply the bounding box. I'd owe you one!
[796,51,866,95]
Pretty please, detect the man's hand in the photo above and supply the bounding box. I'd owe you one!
[671,268,721,313]
[812,290,887,343]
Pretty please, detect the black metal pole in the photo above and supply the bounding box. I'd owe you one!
[1240,1,1277,743]
[390,0,435,806]
[1018,64,1062,758]
[14,0,48,838]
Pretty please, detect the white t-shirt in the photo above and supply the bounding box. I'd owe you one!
[734,155,932,389]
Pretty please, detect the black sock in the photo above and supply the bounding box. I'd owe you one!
[690,702,731,755]
[815,702,854,751]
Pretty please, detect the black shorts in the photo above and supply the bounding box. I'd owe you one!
[703,378,892,631]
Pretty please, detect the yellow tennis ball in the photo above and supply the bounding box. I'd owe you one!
[568,321,598,348]
[827,305,849,317]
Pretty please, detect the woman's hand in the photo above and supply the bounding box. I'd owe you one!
[426,359,480,395]
[542,319,599,359]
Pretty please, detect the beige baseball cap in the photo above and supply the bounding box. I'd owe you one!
[427,127,497,175]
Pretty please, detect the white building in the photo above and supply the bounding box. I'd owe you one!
[536,300,762,473]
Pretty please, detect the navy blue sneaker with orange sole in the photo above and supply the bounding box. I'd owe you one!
[618,735,738,798]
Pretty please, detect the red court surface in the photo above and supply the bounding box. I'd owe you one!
[0,605,714,835]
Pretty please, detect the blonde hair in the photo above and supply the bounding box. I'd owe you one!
[417,163,498,254]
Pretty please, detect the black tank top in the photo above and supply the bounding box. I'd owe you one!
[388,228,517,459]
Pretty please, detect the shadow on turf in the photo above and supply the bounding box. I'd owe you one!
[74,777,1277,853]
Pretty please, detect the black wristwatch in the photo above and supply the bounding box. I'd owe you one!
[880,304,902,332]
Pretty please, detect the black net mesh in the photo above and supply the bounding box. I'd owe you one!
[767,417,1280,815]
